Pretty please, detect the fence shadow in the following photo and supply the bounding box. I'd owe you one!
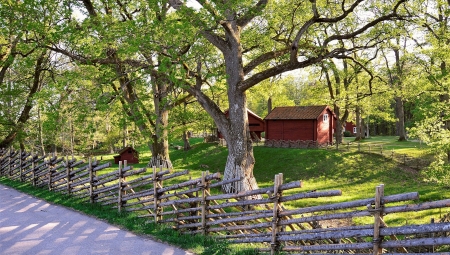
[0,184,189,255]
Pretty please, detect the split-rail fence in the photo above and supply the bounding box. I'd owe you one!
[0,148,449,254]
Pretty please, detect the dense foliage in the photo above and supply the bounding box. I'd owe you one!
[0,0,449,186]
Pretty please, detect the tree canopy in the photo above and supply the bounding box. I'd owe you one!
[1,0,449,190]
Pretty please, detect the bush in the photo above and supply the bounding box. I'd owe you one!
[343,130,352,137]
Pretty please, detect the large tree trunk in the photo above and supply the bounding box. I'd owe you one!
[182,130,191,151]
[354,105,362,141]
[393,46,407,142]
[151,78,171,165]
[221,90,259,194]
[182,103,191,151]
[191,17,260,194]
[151,110,170,163]
[219,21,259,194]
[38,107,46,155]
[334,105,341,149]
[395,96,407,141]
[440,62,450,163]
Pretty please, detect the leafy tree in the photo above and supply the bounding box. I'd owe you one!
[50,1,195,163]
[174,0,411,193]
[408,0,450,167]
[247,76,296,118]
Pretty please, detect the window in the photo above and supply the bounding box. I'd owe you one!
[353,127,357,134]
[323,114,329,122]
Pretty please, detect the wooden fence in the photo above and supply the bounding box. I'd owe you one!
[0,148,449,254]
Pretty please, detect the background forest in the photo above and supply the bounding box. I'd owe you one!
[0,0,449,189]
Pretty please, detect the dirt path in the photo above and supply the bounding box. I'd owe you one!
[0,184,194,255]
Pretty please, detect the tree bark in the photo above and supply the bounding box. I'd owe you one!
[0,50,47,149]
[334,105,341,148]
[190,15,260,194]
[393,47,407,141]
[395,96,407,141]
[440,62,450,162]
[38,107,45,155]
[182,130,191,151]
[354,104,362,141]
[220,89,259,194]
[150,75,171,164]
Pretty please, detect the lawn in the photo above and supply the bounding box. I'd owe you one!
[85,136,447,226]
[165,136,448,225]
[1,135,448,254]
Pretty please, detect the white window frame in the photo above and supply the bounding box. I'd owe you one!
[353,127,357,133]
[323,113,329,122]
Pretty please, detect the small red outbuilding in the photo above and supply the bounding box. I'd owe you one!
[114,147,139,164]
[264,105,335,145]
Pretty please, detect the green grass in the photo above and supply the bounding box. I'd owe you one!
[168,136,448,225]
[1,135,448,253]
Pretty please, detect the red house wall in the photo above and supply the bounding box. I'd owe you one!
[317,110,333,144]
[345,122,357,134]
[266,120,315,140]
[266,108,334,144]
[248,114,265,132]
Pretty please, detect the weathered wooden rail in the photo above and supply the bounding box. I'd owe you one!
[0,148,449,254]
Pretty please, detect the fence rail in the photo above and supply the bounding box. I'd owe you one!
[0,148,449,254]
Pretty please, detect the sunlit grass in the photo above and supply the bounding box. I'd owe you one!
[2,135,447,253]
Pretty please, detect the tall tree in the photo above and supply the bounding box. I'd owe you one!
[419,0,450,163]
[0,0,61,148]
[176,0,411,193]
[51,1,194,163]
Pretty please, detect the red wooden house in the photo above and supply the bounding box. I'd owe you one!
[218,108,265,140]
[264,105,335,145]
[345,121,357,136]
[114,147,139,164]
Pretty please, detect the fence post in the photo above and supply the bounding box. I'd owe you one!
[19,149,23,182]
[153,165,162,223]
[8,148,12,177]
[430,218,435,252]
[372,184,384,255]
[271,173,283,255]
[89,158,95,203]
[358,142,361,152]
[0,149,4,176]
[66,156,71,195]
[48,156,53,191]
[200,171,210,236]
[31,153,36,186]
[118,161,123,213]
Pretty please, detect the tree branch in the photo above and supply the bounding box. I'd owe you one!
[236,0,268,28]
[200,30,228,52]
[323,0,408,47]
[243,48,290,75]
